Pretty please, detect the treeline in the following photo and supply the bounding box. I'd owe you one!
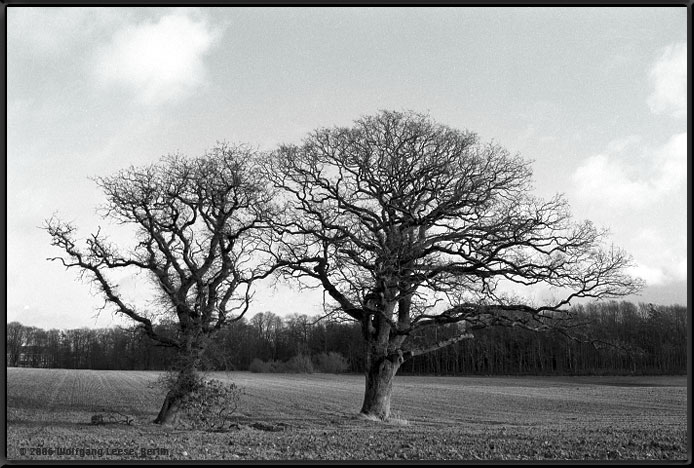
[403,301,687,376]
[7,301,687,375]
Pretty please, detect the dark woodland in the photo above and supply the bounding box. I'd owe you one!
[7,300,686,376]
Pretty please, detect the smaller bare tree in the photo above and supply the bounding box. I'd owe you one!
[45,143,274,424]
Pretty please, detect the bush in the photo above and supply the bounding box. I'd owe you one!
[249,358,286,373]
[313,352,349,373]
[286,354,314,373]
[177,378,243,431]
[249,356,315,373]
[249,358,271,373]
[268,360,287,373]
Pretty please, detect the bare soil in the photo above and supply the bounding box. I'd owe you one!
[5,368,689,461]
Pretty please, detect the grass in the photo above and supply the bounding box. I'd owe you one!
[5,368,689,461]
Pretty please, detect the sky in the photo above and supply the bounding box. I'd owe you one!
[6,7,688,330]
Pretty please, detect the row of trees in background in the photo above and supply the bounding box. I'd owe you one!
[8,300,686,375]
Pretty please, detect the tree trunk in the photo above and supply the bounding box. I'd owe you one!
[153,363,197,425]
[359,352,402,420]
[153,390,183,425]
[153,339,204,425]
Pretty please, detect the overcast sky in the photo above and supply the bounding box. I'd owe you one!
[7,7,687,330]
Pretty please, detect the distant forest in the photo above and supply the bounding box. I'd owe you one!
[7,301,687,376]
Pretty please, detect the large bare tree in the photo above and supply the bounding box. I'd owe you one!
[262,110,643,420]
[45,143,273,424]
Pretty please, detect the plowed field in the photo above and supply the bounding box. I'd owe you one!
[5,368,689,461]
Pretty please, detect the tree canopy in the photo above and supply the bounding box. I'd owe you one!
[45,143,275,423]
[262,110,643,418]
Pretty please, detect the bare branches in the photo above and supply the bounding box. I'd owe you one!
[402,332,475,360]
[44,143,277,349]
[262,110,644,359]
[44,216,180,348]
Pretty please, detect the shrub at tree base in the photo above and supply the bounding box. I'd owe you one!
[176,378,243,432]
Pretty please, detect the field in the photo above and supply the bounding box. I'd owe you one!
[5,368,689,461]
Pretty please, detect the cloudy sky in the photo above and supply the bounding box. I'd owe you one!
[7,7,687,329]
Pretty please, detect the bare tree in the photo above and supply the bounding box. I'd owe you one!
[249,312,284,361]
[45,143,274,424]
[7,322,28,367]
[262,110,644,420]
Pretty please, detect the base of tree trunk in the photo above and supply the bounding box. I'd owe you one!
[154,349,203,425]
[153,392,182,425]
[357,412,382,422]
[359,356,401,420]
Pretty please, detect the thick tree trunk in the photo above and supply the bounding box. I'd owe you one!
[153,364,197,425]
[359,352,402,420]
[153,390,183,425]
[153,338,204,425]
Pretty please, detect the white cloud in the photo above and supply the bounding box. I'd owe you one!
[570,43,688,290]
[605,135,641,153]
[572,132,686,210]
[671,257,688,282]
[653,132,687,189]
[95,10,216,105]
[573,152,648,208]
[647,42,687,119]
[627,256,687,287]
[628,264,667,286]
[625,229,687,287]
